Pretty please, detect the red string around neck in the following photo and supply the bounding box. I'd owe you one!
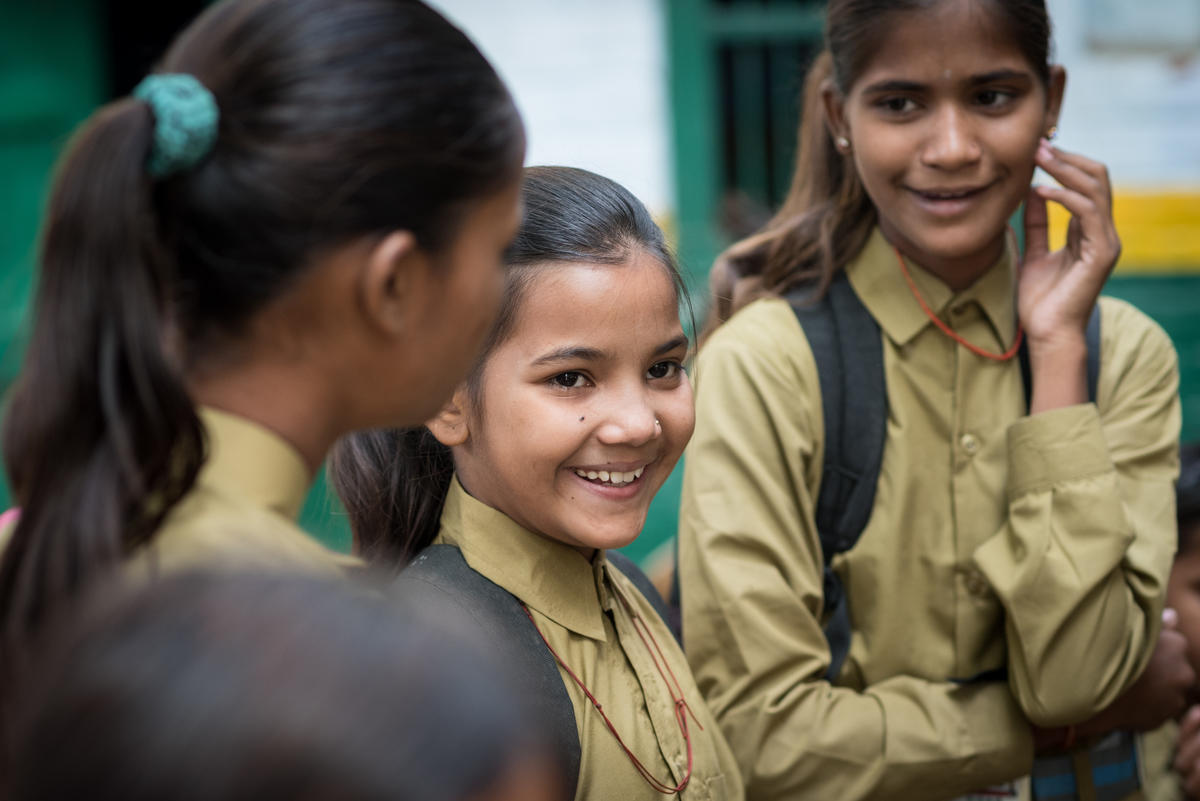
[892,243,1023,362]
[522,583,701,796]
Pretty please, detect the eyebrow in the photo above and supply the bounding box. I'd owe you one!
[530,334,690,368]
[861,69,1033,95]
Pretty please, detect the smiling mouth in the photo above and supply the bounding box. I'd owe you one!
[910,185,989,201]
[572,466,646,488]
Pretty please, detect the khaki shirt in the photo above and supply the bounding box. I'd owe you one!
[127,407,359,578]
[434,478,745,801]
[679,229,1181,800]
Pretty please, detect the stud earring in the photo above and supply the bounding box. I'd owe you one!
[654,419,662,428]
[1046,125,1058,141]
[836,136,851,151]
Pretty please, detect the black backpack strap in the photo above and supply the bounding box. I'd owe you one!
[607,550,681,645]
[785,273,888,682]
[402,544,580,796]
[1018,304,1102,408]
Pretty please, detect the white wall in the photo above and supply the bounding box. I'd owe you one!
[1048,0,1200,189]
[429,0,675,215]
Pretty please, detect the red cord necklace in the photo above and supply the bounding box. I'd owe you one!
[892,240,1023,362]
[522,582,702,795]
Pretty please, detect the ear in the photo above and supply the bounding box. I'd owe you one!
[1043,65,1067,135]
[358,230,429,337]
[820,78,851,153]
[426,386,471,448]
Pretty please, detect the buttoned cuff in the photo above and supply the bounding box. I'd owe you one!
[1006,404,1113,499]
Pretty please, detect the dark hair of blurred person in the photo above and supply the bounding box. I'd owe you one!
[4,570,561,801]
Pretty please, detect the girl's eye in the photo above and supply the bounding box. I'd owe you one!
[878,96,917,114]
[976,89,1013,108]
[551,371,590,389]
[648,361,682,380]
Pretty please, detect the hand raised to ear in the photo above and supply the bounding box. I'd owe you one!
[1018,140,1121,351]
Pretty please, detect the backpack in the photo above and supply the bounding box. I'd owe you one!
[403,543,676,796]
[783,271,1101,682]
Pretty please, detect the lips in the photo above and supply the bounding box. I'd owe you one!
[907,183,993,216]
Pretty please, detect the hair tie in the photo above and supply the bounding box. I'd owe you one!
[133,73,219,178]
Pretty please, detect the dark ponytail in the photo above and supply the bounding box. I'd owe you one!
[1,0,523,647]
[706,0,1053,337]
[1,101,205,647]
[328,429,455,569]
[331,166,685,570]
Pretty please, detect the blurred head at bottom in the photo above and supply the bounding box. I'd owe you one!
[6,569,561,801]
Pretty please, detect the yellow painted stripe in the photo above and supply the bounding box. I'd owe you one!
[1048,191,1200,273]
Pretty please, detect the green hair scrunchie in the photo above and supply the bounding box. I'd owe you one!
[133,73,219,178]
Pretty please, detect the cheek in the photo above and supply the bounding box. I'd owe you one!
[661,385,696,452]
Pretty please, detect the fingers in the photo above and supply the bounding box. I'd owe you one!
[1022,185,1049,266]
[1182,705,1200,740]
[1034,141,1120,260]
[1036,140,1112,204]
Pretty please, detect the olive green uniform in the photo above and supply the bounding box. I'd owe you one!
[434,478,745,801]
[129,407,360,577]
[679,229,1181,800]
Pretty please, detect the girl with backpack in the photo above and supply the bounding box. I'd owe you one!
[330,166,744,801]
[0,0,524,657]
[678,1,1188,799]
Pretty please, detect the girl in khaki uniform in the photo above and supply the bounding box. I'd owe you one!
[0,0,524,657]
[679,1,1190,800]
[332,167,744,801]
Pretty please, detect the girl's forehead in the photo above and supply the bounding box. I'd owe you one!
[849,1,1031,88]
[507,257,683,349]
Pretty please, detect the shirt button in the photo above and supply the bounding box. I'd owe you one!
[965,569,989,596]
[960,433,980,455]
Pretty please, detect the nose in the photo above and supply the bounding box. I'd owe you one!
[921,104,982,170]
[594,384,659,448]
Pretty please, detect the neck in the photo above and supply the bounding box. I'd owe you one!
[882,226,1008,292]
[188,360,345,475]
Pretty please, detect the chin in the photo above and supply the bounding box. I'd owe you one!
[570,522,644,553]
[919,225,1006,261]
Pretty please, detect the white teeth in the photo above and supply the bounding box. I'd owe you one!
[587,471,599,479]
[598,470,610,482]
[633,467,644,479]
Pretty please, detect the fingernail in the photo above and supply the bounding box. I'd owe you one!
[1166,607,1179,626]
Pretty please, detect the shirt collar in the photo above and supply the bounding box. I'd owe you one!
[197,407,311,522]
[436,477,608,642]
[846,228,1018,349]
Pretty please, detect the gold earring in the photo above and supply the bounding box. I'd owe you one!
[1046,125,1058,140]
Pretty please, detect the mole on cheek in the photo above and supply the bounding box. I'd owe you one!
[579,416,585,422]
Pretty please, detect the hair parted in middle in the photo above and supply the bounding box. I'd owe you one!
[704,0,1054,339]
[329,166,687,569]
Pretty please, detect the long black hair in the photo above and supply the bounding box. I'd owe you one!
[0,0,523,646]
[329,166,685,569]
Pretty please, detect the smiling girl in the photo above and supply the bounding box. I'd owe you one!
[330,166,743,801]
[679,1,1186,800]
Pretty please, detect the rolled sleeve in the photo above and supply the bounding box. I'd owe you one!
[974,298,1181,725]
